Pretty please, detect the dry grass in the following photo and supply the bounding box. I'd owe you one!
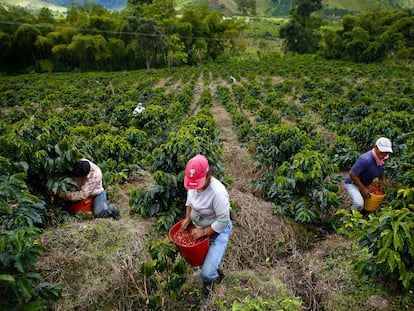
[39,216,156,310]
[225,188,296,269]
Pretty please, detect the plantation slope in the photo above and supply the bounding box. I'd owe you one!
[35,69,411,311]
[180,73,405,310]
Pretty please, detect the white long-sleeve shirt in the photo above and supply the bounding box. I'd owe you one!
[185,176,231,233]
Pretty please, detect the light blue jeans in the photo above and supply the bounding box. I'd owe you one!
[93,190,114,218]
[344,183,364,211]
[200,222,232,283]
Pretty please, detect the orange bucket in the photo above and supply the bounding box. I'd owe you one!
[65,197,93,215]
[169,220,210,266]
[364,193,385,212]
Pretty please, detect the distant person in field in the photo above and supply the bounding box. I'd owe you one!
[344,137,393,212]
[133,102,145,116]
[181,154,233,307]
[53,159,120,219]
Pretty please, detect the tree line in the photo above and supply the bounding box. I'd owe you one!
[1,0,413,73]
[280,0,414,62]
[0,0,245,73]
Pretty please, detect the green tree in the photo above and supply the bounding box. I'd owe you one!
[0,31,12,68]
[37,7,56,24]
[189,39,208,64]
[279,0,322,54]
[131,17,167,69]
[279,18,307,53]
[67,34,111,70]
[321,10,414,62]
[52,44,73,70]
[342,14,358,32]
[238,0,257,15]
[13,24,41,69]
[292,0,322,19]
[35,35,55,71]
[107,38,126,70]
[165,34,188,67]
[128,0,153,4]
[142,0,175,20]
[179,4,243,63]
[319,27,344,59]
[89,15,116,32]
[342,26,370,62]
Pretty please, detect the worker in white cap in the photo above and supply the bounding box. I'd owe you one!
[344,137,393,211]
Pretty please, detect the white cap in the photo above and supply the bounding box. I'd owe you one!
[376,137,393,153]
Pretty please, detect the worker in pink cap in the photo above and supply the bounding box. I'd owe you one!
[181,154,233,307]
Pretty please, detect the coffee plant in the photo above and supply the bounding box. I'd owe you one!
[326,136,360,171]
[337,187,414,289]
[268,150,341,222]
[0,157,61,310]
[254,124,311,171]
[130,109,224,229]
[139,238,188,310]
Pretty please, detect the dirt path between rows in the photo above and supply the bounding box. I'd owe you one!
[207,77,259,192]
[194,75,301,301]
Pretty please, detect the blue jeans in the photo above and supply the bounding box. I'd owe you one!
[93,190,114,218]
[344,183,364,211]
[200,222,232,282]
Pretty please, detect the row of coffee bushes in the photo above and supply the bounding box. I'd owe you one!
[0,68,200,308]
[207,54,414,290]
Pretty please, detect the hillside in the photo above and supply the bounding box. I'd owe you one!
[1,51,413,309]
[4,0,414,16]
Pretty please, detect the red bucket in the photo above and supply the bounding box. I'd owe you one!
[169,220,210,266]
[64,197,93,215]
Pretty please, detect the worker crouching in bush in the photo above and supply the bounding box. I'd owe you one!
[344,137,393,212]
[53,159,120,220]
[181,154,233,308]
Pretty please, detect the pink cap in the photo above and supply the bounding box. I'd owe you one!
[184,154,210,189]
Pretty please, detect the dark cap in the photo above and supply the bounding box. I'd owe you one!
[72,160,90,178]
